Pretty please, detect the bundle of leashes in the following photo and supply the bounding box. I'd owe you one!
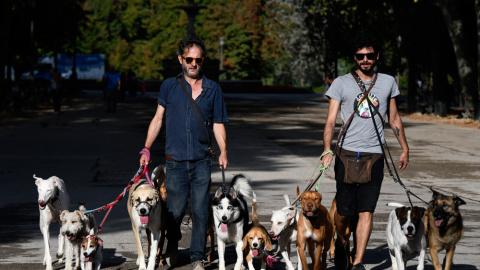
[84,147,153,233]
[292,72,429,208]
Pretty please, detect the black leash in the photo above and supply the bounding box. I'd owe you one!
[351,72,429,207]
[176,75,228,195]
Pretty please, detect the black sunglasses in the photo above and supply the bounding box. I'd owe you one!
[182,56,204,64]
[355,53,376,60]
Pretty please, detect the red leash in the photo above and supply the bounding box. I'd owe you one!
[86,162,149,233]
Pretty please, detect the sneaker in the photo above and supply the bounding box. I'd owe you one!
[192,260,205,270]
[165,241,179,267]
[334,238,350,270]
[352,263,366,270]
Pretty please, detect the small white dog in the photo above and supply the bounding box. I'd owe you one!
[268,194,299,270]
[80,228,103,270]
[386,202,426,270]
[35,174,70,270]
[60,204,97,270]
[212,174,253,270]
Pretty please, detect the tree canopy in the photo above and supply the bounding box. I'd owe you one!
[1,0,479,120]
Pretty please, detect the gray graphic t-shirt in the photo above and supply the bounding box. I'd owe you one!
[325,72,400,153]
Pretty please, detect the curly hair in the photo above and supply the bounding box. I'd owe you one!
[178,35,207,57]
[354,32,379,54]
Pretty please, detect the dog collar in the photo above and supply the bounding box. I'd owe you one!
[303,211,319,220]
[85,239,103,260]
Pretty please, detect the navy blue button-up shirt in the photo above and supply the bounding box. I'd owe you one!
[157,73,228,161]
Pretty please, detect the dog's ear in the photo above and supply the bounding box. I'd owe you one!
[214,186,223,198]
[34,174,42,186]
[430,187,439,199]
[413,206,426,218]
[395,207,406,219]
[242,233,250,251]
[229,187,237,199]
[74,210,84,220]
[287,211,295,220]
[264,231,273,251]
[60,210,68,220]
[453,196,466,208]
[51,176,60,186]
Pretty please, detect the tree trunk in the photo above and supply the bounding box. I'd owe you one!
[437,0,478,119]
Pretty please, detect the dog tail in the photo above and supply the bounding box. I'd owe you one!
[251,191,259,225]
[151,165,166,184]
[78,201,86,211]
[387,202,405,208]
[231,174,253,199]
[283,194,291,206]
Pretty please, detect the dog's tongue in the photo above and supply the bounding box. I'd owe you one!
[271,235,279,240]
[306,211,314,216]
[221,223,228,232]
[84,256,90,262]
[140,216,149,224]
[435,219,444,227]
[39,205,46,210]
[252,249,259,256]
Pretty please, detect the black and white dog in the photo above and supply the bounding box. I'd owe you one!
[212,174,253,270]
[386,202,426,270]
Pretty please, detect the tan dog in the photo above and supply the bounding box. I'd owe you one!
[424,189,466,270]
[328,197,355,264]
[128,176,166,270]
[296,188,334,270]
[243,192,273,270]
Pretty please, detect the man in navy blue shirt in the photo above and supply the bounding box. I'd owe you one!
[140,35,228,270]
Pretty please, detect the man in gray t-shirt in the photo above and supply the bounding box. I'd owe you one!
[321,34,409,270]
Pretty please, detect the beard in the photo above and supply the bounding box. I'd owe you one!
[182,63,202,79]
[356,61,376,75]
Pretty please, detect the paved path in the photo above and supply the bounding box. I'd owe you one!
[0,91,478,270]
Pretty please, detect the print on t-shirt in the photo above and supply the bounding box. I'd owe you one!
[353,92,379,118]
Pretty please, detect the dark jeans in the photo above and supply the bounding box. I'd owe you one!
[105,89,117,112]
[165,156,211,262]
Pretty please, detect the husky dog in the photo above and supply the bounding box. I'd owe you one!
[35,174,70,270]
[212,174,253,270]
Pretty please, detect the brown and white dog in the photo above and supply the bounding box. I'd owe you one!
[80,228,103,270]
[243,192,273,270]
[424,189,466,270]
[127,166,166,270]
[296,188,334,270]
[386,203,426,270]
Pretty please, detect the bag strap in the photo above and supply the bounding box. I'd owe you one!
[176,76,216,155]
[334,72,378,153]
[350,71,384,124]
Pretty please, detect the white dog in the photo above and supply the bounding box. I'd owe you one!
[386,202,426,270]
[60,205,97,270]
[212,174,253,270]
[80,228,103,270]
[269,194,299,270]
[35,174,70,270]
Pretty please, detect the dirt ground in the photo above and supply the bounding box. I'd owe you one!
[403,112,480,130]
